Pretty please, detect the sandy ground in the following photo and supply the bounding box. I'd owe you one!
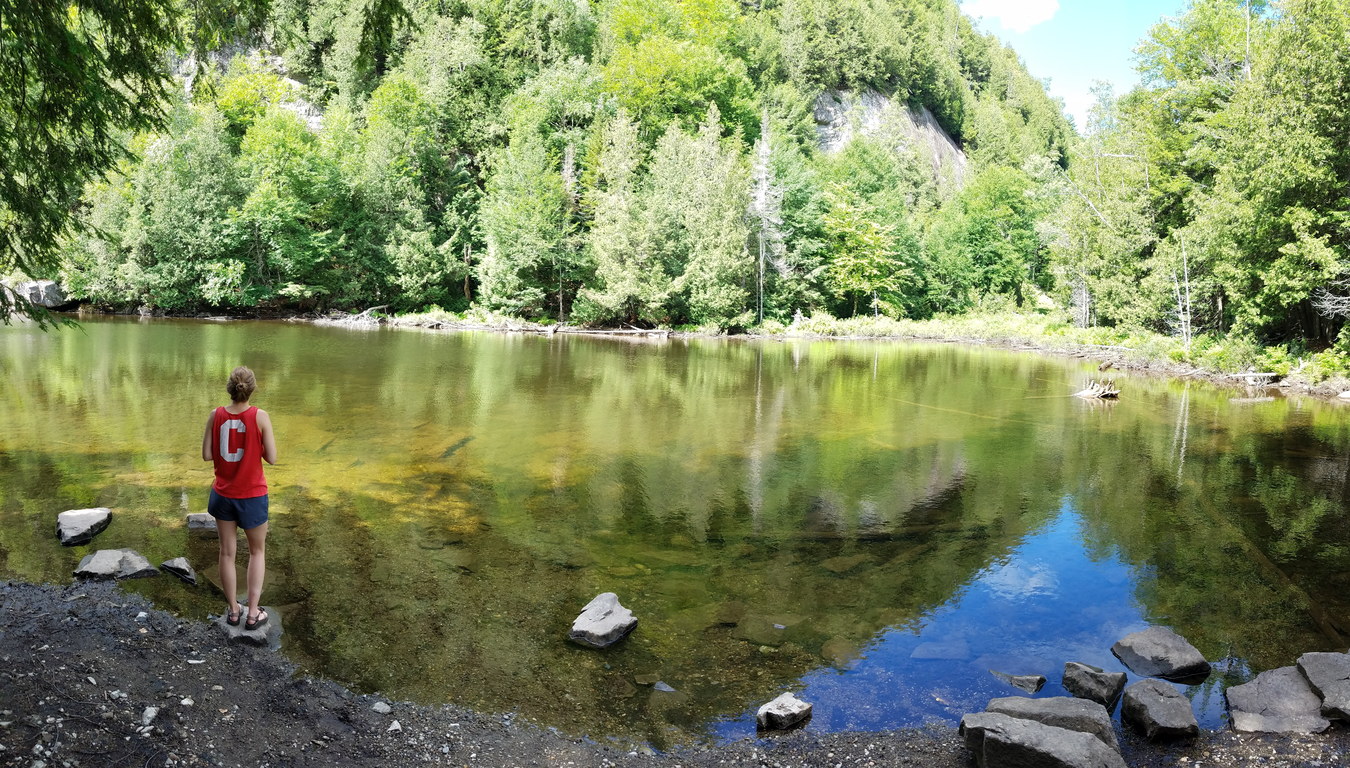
[4,580,1350,768]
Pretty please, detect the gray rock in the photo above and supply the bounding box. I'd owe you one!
[1111,626,1210,681]
[216,606,282,649]
[371,701,392,715]
[960,712,1127,768]
[991,669,1047,694]
[159,557,197,585]
[985,696,1118,751]
[756,692,812,730]
[1296,651,1350,720]
[568,593,637,649]
[1226,666,1329,734]
[56,508,112,546]
[1063,662,1128,707]
[74,549,159,580]
[186,513,218,536]
[17,280,70,308]
[1122,679,1198,740]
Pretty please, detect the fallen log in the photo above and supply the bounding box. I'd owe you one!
[1073,379,1120,399]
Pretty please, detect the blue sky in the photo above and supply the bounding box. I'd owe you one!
[959,0,1188,130]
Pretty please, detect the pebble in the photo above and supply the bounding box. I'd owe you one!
[387,720,403,733]
[180,698,193,707]
[372,702,392,715]
[86,677,95,685]
[142,707,158,726]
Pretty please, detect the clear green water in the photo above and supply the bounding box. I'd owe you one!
[4,318,1350,747]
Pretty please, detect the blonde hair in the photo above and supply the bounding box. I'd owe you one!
[226,366,257,403]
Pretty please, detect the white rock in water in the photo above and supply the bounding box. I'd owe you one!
[160,557,198,585]
[56,508,112,546]
[757,692,812,730]
[568,593,638,649]
[74,549,159,580]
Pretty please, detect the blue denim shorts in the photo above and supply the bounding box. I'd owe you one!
[208,490,269,530]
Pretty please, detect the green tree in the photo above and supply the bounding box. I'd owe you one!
[822,184,909,316]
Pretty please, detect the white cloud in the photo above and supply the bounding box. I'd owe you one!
[961,0,1060,34]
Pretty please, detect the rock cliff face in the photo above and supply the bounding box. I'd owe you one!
[813,89,968,193]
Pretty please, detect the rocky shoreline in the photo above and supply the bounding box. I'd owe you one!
[3,580,1350,768]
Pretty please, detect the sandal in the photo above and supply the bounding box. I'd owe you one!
[244,608,269,631]
[226,602,243,627]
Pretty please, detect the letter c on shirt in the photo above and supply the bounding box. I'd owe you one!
[219,419,245,462]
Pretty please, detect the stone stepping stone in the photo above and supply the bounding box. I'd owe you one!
[1122,679,1198,740]
[568,593,637,648]
[960,711,1126,768]
[1296,651,1350,720]
[756,692,812,730]
[160,557,197,586]
[74,549,158,580]
[1063,662,1127,707]
[1227,665,1329,734]
[985,695,1119,751]
[186,513,218,537]
[1111,626,1210,681]
[215,605,282,649]
[56,508,111,546]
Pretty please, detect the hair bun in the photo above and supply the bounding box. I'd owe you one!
[226,366,257,402]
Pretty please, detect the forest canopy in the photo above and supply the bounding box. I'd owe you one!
[7,0,1350,357]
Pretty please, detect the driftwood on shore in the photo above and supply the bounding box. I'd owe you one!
[1073,380,1120,399]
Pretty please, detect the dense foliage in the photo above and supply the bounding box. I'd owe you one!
[40,0,1070,328]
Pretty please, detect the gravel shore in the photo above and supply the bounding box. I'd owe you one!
[4,580,1350,768]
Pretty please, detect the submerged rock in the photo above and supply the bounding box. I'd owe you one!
[1063,662,1127,707]
[991,669,1047,694]
[56,508,112,546]
[568,593,637,649]
[1122,679,1198,740]
[160,557,198,586]
[984,696,1118,751]
[960,711,1126,768]
[74,549,159,580]
[756,692,812,730]
[1296,651,1350,720]
[1227,666,1329,734]
[1111,626,1210,681]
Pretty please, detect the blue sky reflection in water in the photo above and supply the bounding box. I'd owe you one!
[715,503,1230,738]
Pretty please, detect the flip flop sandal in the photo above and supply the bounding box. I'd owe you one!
[226,602,243,627]
[244,609,269,631]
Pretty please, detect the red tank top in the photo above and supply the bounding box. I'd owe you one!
[211,406,268,498]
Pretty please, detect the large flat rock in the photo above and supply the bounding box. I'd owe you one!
[960,711,1126,768]
[1111,626,1210,681]
[985,696,1118,751]
[56,508,112,546]
[1122,679,1198,740]
[1297,651,1350,720]
[568,592,637,649]
[1227,666,1329,734]
[74,549,159,580]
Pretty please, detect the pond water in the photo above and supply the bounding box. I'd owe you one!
[3,317,1350,748]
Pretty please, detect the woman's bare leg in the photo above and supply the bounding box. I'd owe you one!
[243,522,268,620]
[217,519,240,617]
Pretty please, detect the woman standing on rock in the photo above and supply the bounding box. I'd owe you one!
[201,366,278,631]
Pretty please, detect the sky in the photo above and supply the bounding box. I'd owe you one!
[959,0,1188,130]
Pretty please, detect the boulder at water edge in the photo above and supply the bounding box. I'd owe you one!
[568,593,637,648]
[56,508,112,546]
[216,606,283,648]
[1122,679,1198,740]
[17,279,70,308]
[960,712,1126,768]
[756,692,812,730]
[1063,662,1128,707]
[186,513,218,536]
[985,696,1118,751]
[1226,666,1329,734]
[990,670,1047,694]
[1111,626,1211,681]
[160,557,198,586]
[1296,651,1350,720]
[74,549,159,580]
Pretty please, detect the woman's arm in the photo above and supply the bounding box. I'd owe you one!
[257,409,278,465]
[201,410,215,461]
